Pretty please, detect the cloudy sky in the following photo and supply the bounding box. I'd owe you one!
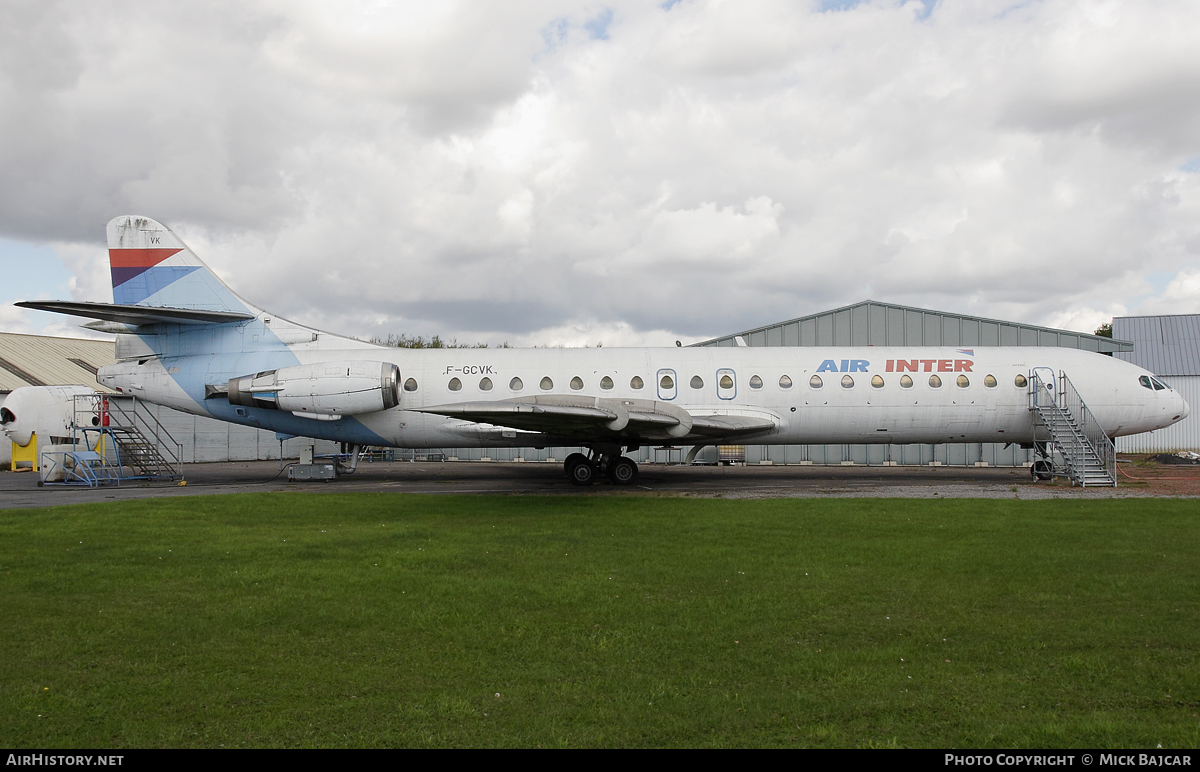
[3,0,1199,346]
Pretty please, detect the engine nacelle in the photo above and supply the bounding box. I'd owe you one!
[227,361,401,420]
[1,385,97,447]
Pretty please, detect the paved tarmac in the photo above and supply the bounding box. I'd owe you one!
[0,458,1186,510]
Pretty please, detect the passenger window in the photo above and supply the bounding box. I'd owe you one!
[779,375,793,389]
[957,375,969,388]
[479,377,492,391]
[404,378,418,392]
[510,377,523,391]
[540,377,554,390]
[929,375,942,388]
[749,375,763,389]
[809,375,822,389]
[600,376,614,390]
[900,375,913,388]
[871,375,884,388]
[841,375,854,389]
[448,377,462,391]
[570,376,584,390]
[690,375,704,389]
[660,374,674,389]
[719,374,734,390]
[630,376,644,390]
[984,374,997,388]
[1014,374,1028,388]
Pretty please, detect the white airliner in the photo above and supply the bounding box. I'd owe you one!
[16,216,1189,485]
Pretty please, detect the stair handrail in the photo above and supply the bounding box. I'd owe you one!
[72,393,184,476]
[1056,371,1116,484]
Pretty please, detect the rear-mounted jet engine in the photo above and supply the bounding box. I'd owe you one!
[228,361,401,421]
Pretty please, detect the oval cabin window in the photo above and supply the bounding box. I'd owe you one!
[899,375,913,388]
[630,376,644,390]
[448,377,462,391]
[510,377,523,391]
[1014,374,1028,388]
[479,377,493,391]
[871,375,884,388]
[719,374,734,390]
[983,374,997,388]
[929,375,942,388]
[660,374,674,390]
[403,378,418,392]
[570,376,584,390]
[779,375,793,389]
[749,375,763,389]
[690,375,704,389]
[540,377,554,390]
[957,375,970,388]
[841,375,855,389]
[809,375,822,389]
[600,376,614,390]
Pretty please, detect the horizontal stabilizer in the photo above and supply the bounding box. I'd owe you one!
[16,300,255,326]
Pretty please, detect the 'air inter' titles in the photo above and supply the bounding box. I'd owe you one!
[815,359,974,373]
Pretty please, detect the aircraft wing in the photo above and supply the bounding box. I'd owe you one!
[414,395,778,442]
[16,300,255,326]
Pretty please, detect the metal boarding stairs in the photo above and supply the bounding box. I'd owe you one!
[39,394,184,487]
[1028,368,1116,487]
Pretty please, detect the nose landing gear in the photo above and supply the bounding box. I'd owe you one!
[1031,442,1054,481]
[564,448,640,486]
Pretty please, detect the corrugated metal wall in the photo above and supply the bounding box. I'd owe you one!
[1113,315,1200,453]
[1114,376,1200,453]
[1114,315,1200,376]
[139,402,343,462]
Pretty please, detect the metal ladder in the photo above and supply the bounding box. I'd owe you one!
[74,394,183,484]
[1029,368,1116,487]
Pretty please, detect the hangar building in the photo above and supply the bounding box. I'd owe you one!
[1113,313,1200,453]
[692,300,1132,466]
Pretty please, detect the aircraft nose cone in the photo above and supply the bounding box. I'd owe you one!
[1179,394,1191,422]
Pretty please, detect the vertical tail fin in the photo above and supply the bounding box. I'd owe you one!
[107,215,258,315]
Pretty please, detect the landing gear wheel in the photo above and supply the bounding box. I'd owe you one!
[1032,459,1053,481]
[563,453,589,477]
[607,456,638,485]
[566,456,596,486]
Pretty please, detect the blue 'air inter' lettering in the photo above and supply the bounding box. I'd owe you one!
[817,359,869,373]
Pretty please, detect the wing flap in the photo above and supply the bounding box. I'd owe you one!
[689,414,778,437]
[415,396,778,442]
[415,400,619,434]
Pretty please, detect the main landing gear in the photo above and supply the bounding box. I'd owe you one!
[564,448,639,486]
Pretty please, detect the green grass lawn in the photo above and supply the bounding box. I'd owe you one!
[1,493,1198,748]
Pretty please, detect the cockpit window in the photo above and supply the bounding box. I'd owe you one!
[1139,375,1154,390]
[1152,377,1169,391]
